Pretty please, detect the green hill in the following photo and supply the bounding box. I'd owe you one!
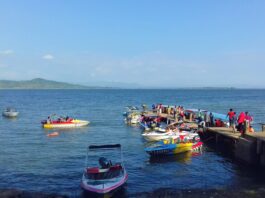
[0,78,94,89]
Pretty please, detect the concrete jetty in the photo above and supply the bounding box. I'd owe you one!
[202,127,265,166]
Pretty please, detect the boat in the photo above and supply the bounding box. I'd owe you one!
[41,114,89,129]
[125,112,141,124]
[81,144,128,195]
[139,115,166,131]
[145,136,202,156]
[123,106,139,117]
[142,130,182,142]
[2,107,19,118]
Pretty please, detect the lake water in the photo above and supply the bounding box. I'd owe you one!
[0,89,265,197]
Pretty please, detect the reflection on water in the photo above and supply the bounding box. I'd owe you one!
[149,151,203,164]
[2,116,18,121]
[43,126,89,133]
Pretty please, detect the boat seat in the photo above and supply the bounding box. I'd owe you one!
[86,164,123,180]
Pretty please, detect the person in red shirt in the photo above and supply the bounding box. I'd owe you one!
[227,108,236,127]
[215,119,222,127]
[245,112,253,122]
[237,112,246,134]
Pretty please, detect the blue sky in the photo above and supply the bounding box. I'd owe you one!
[0,0,265,87]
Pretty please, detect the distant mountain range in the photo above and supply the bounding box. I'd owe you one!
[0,78,255,90]
[0,78,99,89]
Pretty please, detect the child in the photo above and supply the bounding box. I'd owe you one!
[249,126,255,133]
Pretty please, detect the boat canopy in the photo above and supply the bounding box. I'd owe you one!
[185,109,207,113]
[5,107,17,112]
[89,144,121,150]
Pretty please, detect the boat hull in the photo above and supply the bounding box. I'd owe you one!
[43,120,89,129]
[146,142,193,156]
[146,141,203,156]
[2,111,19,118]
[81,172,128,194]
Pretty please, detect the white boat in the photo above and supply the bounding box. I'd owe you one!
[123,106,139,117]
[125,112,141,124]
[142,130,200,142]
[142,131,186,142]
[2,108,19,118]
[81,144,128,194]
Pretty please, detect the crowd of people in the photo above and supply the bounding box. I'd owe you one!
[150,104,255,134]
[227,109,254,134]
[152,104,186,121]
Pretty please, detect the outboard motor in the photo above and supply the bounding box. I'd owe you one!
[99,157,110,169]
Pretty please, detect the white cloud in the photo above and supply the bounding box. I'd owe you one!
[42,54,54,60]
[0,49,14,56]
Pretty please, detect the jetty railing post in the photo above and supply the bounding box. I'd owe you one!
[243,120,249,134]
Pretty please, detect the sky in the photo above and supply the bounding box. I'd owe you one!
[0,0,265,88]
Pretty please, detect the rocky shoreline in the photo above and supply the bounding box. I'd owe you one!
[1,188,265,198]
[0,189,67,198]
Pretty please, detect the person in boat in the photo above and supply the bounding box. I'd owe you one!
[209,112,214,127]
[197,109,203,123]
[99,157,112,169]
[199,119,206,128]
[179,108,185,121]
[65,116,71,122]
[142,104,147,112]
[47,116,51,124]
[167,105,170,115]
[152,104,156,112]
[157,104,162,115]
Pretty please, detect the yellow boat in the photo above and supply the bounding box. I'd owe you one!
[145,138,203,156]
[42,116,90,129]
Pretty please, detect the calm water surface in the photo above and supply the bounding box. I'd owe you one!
[0,89,265,197]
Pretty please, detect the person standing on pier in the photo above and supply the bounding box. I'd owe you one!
[227,109,236,131]
[237,112,246,134]
[245,112,253,132]
[245,112,253,123]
